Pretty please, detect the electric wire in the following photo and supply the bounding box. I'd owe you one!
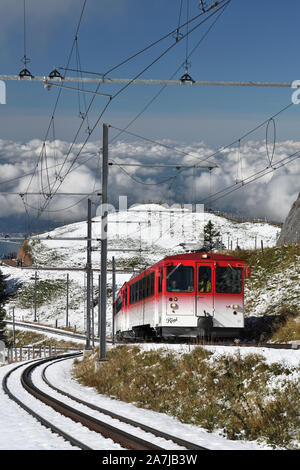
[108,1,230,146]
[34,3,229,223]
[24,0,88,201]
[57,0,229,78]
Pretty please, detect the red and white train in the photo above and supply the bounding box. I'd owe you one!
[114,252,250,341]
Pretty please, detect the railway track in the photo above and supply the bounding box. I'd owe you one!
[5,319,88,343]
[2,353,208,451]
[6,319,299,349]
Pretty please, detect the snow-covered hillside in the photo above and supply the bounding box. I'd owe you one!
[2,204,281,332]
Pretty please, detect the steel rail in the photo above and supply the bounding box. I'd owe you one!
[6,320,299,350]
[21,355,166,450]
[42,356,207,451]
[1,355,91,450]
[5,319,88,342]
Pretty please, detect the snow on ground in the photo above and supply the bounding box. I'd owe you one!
[0,349,272,451]
[0,205,296,451]
[1,335,299,450]
[2,204,281,332]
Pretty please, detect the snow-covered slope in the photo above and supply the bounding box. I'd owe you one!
[2,204,281,332]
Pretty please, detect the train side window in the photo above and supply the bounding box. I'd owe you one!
[116,296,122,313]
[198,267,211,293]
[150,272,155,296]
[215,267,242,294]
[142,277,147,300]
[138,279,143,302]
[158,268,163,293]
[134,283,138,303]
[146,274,150,298]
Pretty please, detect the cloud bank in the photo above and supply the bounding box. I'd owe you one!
[0,136,299,231]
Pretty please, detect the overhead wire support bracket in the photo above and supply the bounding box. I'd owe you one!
[18,67,34,79]
[179,72,195,84]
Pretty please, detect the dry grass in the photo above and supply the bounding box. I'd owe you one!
[73,345,300,449]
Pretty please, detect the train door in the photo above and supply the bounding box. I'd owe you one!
[213,263,244,329]
[196,263,214,324]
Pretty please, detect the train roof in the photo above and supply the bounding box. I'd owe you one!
[117,252,246,294]
[161,252,245,263]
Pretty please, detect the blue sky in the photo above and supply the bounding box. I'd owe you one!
[0,0,300,237]
[1,0,300,144]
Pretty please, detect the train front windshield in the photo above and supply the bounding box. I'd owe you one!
[167,265,194,292]
[215,267,242,294]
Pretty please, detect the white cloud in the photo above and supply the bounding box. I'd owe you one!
[0,136,299,227]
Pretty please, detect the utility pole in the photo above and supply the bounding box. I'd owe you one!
[98,124,109,362]
[112,256,116,345]
[85,198,92,351]
[34,271,38,322]
[12,307,16,348]
[91,271,95,348]
[66,273,69,328]
[98,274,101,339]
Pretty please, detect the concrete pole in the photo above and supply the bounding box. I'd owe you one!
[112,256,116,345]
[34,271,38,322]
[98,124,109,361]
[85,199,92,351]
[66,273,69,327]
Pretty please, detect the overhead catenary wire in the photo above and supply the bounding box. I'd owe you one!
[108,1,230,146]
[23,0,88,232]
[108,124,217,166]
[24,1,88,193]
[10,0,296,242]
[33,2,230,225]
[202,150,300,205]
[147,150,300,248]
[57,0,229,79]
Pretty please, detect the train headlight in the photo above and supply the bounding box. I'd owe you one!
[170,303,178,309]
[232,304,239,309]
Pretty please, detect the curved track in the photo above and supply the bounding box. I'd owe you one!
[42,356,206,450]
[2,355,91,450]
[2,354,208,451]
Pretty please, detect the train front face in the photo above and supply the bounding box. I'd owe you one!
[161,258,244,339]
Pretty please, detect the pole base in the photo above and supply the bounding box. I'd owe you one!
[94,358,108,372]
